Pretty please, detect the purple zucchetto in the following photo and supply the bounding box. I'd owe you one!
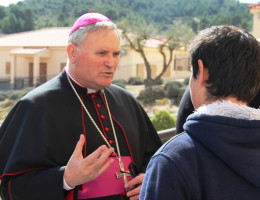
[69,11,112,36]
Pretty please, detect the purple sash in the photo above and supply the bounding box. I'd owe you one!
[78,156,132,199]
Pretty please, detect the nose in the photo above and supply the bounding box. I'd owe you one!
[105,54,117,68]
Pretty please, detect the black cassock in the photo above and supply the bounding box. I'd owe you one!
[0,70,162,200]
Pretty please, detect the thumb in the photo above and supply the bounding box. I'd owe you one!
[71,134,85,158]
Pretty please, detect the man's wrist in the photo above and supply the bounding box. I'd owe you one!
[63,177,74,190]
[63,166,74,190]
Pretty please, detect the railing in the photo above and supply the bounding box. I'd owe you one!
[0,78,11,90]
[0,75,58,91]
[158,127,176,140]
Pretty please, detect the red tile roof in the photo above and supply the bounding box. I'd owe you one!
[248,3,260,10]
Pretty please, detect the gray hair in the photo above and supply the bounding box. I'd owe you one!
[68,21,120,48]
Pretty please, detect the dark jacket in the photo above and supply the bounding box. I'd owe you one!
[141,105,260,200]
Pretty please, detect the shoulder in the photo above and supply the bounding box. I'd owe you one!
[156,133,195,155]
[144,133,196,188]
[146,132,201,186]
[8,75,68,114]
[21,74,65,102]
[152,132,199,171]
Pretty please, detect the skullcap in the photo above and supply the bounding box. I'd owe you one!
[69,12,111,36]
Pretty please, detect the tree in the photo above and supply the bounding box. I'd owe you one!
[199,17,210,31]
[1,5,34,34]
[23,8,34,31]
[2,13,21,33]
[0,6,6,19]
[119,20,194,87]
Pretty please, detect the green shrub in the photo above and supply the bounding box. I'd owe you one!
[183,77,190,85]
[112,79,127,88]
[171,88,186,106]
[8,91,22,100]
[155,78,164,85]
[164,81,182,90]
[164,81,183,99]
[0,99,16,108]
[151,110,176,131]
[164,81,187,106]
[7,87,33,100]
[137,86,165,104]
[128,77,144,85]
[0,92,8,101]
[156,98,169,105]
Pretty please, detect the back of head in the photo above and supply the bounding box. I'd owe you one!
[68,12,119,48]
[189,25,260,103]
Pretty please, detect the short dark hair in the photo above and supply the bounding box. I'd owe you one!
[189,25,260,102]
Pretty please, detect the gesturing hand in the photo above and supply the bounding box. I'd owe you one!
[64,134,114,188]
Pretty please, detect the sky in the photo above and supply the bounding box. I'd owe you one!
[0,0,24,7]
[0,0,259,7]
[239,0,260,3]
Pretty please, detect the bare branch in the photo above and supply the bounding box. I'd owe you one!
[122,32,140,53]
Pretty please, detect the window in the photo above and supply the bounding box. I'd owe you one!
[177,66,183,71]
[5,62,11,75]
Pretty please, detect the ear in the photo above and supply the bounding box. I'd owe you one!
[197,59,209,87]
[67,43,77,64]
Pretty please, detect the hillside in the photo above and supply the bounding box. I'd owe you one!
[0,0,254,34]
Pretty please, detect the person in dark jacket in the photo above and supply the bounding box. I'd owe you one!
[175,86,193,134]
[140,25,260,200]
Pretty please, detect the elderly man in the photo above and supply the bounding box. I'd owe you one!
[0,12,162,200]
[140,25,260,200]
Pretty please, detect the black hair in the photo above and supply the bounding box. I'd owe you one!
[189,25,260,102]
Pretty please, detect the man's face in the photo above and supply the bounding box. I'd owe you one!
[71,28,120,90]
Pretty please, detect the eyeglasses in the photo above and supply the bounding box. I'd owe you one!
[120,162,139,178]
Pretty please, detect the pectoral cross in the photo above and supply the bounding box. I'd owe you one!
[116,160,131,184]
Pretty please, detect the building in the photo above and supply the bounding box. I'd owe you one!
[115,36,190,82]
[248,3,260,39]
[0,27,190,90]
[0,27,69,90]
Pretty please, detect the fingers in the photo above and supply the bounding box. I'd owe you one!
[65,145,114,187]
[125,174,144,199]
[89,146,114,173]
[72,134,113,163]
[88,144,112,160]
[129,192,140,200]
[127,185,141,200]
[85,145,114,164]
[125,173,144,188]
[96,156,114,174]
[71,134,85,159]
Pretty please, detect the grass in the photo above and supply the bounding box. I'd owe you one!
[0,88,33,120]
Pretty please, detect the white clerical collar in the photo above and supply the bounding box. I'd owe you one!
[65,66,97,93]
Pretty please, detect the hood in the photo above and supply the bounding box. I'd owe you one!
[184,101,260,187]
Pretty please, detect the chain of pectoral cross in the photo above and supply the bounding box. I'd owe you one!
[67,74,131,184]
